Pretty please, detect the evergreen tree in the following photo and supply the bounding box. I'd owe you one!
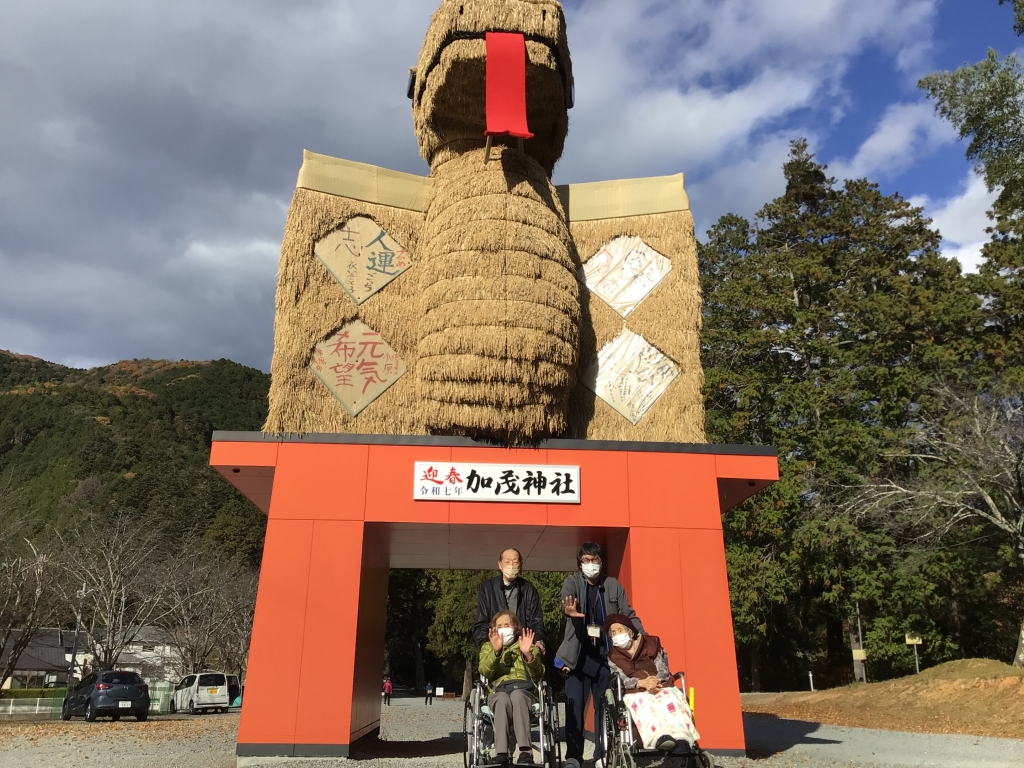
[921,7,1024,389]
[701,141,978,688]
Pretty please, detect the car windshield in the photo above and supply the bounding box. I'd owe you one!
[198,673,226,686]
[102,672,142,685]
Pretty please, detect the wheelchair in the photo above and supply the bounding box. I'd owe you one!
[600,670,714,768]
[464,677,562,768]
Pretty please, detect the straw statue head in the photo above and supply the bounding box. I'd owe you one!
[410,0,574,175]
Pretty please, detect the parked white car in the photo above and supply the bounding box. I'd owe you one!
[169,672,230,714]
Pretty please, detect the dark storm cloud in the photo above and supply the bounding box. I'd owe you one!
[0,0,943,370]
[0,0,433,369]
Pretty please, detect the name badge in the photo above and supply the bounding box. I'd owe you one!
[587,624,601,639]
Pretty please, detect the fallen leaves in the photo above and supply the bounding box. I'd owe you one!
[0,714,239,745]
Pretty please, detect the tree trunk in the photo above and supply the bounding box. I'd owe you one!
[414,640,425,693]
[750,640,763,693]
[462,657,474,701]
[1014,614,1024,669]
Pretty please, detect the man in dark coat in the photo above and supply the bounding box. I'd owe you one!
[472,548,547,654]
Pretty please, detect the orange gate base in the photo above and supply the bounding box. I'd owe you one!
[210,432,778,760]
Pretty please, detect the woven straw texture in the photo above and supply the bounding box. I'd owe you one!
[412,0,572,174]
[417,145,580,442]
[264,188,426,436]
[264,186,704,443]
[566,210,705,443]
[264,0,704,444]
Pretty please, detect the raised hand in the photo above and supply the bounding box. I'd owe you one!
[518,628,535,655]
[488,627,504,655]
[562,595,584,618]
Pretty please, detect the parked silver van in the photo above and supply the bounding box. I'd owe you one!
[169,671,230,714]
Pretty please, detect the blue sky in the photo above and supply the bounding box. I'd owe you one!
[850,1,1019,201]
[0,0,1020,371]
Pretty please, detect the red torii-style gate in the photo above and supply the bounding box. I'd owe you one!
[210,431,778,761]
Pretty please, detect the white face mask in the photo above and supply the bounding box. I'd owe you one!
[501,565,520,581]
[498,627,515,646]
[581,562,601,579]
[611,633,632,649]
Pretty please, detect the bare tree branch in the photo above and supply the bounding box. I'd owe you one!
[838,385,1024,666]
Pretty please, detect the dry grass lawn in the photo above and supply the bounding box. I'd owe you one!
[742,658,1024,738]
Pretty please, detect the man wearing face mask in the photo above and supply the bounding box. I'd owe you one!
[555,542,643,768]
[472,548,547,654]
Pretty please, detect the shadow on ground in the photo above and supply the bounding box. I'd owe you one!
[742,712,842,757]
[349,733,464,760]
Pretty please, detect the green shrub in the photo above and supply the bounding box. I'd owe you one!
[0,688,66,699]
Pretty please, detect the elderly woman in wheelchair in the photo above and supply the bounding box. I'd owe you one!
[604,613,700,755]
[477,610,546,766]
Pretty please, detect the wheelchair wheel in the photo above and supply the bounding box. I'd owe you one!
[693,751,715,768]
[542,685,562,768]
[464,698,489,768]
[463,700,474,768]
[601,689,633,768]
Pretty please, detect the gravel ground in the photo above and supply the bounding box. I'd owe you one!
[0,698,1020,768]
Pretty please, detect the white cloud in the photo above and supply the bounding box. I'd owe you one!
[558,0,939,183]
[0,0,945,369]
[829,102,956,181]
[688,134,798,237]
[912,173,998,273]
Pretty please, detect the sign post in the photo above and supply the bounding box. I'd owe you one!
[905,632,922,674]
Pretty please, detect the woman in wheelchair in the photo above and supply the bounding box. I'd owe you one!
[479,610,545,766]
[604,614,700,753]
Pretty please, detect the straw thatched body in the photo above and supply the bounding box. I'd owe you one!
[417,146,579,440]
[411,0,578,441]
[263,0,707,444]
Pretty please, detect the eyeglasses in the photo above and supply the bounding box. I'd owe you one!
[580,556,602,564]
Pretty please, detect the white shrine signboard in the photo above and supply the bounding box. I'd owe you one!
[414,462,581,504]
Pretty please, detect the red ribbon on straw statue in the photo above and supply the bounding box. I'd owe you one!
[485,32,534,140]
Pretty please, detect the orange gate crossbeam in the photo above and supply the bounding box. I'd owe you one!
[210,432,778,760]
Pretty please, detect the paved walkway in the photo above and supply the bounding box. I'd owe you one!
[1,702,1021,767]
[742,713,1024,767]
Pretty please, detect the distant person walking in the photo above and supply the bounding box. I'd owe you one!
[383,678,392,706]
[424,682,435,705]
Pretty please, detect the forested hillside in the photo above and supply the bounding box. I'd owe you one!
[0,353,271,683]
[0,352,269,563]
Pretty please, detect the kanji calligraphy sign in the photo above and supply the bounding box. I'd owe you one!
[310,320,407,416]
[580,329,680,425]
[581,236,672,318]
[314,216,412,305]
[413,462,581,503]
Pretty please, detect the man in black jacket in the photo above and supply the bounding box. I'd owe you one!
[472,548,547,654]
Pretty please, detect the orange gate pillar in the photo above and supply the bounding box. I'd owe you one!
[237,518,388,757]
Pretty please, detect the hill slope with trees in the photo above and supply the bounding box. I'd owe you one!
[0,352,269,562]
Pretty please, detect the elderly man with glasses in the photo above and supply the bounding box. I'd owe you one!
[555,542,643,768]
[473,547,547,655]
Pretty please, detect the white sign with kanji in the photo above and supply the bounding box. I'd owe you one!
[413,462,581,504]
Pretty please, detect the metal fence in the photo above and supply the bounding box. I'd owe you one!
[0,681,176,720]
